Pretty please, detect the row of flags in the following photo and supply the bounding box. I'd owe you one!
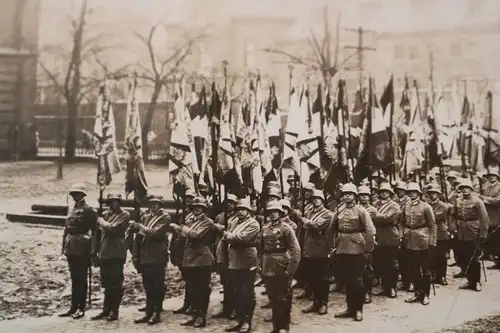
[90,73,500,204]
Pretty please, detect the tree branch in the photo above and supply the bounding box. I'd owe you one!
[133,23,161,76]
[262,48,310,66]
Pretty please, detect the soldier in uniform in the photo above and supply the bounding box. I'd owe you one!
[372,183,402,299]
[357,186,377,304]
[427,185,451,285]
[332,183,376,322]
[451,179,489,292]
[261,201,301,333]
[220,198,261,333]
[212,194,238,319]
[170,190,196,315]
[447,174,463,271]
[301,189,334,315]
[280,198,298,232]
[170,197,214,328]
[477,168,500,270]
[59,184,98,319]
[401,182,437,306]
[393,181,413,292]
[91,194,130,321]
[130,195,171,325]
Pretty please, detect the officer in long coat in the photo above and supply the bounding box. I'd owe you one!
[59,184,98,320]
[477,168,500,269]
[170,197,214,328]
[261,201,301,333]
[332,183,376,322]
[372,183,401,299]
[451,179,489,292]
[393,181,413,292]
[294,183,314,296]
[357,186,377,304]
[212,193,238,319]
[130,195,171,325]
[401,182,437,306]
[220,198,261,333]
[170,189,196,315]
[427,185,451,285]
[91,193,130,321]
[301,189,334,315]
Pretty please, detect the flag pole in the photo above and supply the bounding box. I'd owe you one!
[367,77,373,204]
[388,74,395,184]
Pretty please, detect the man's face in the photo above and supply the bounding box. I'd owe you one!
[358,194,370,204]
[429,192,439,201]
[192,206,204,215]
[185,196,194,205]
[395,189,405,198]
[109,200,120,210]
[487,175,498,183]
[460,186,472,196]
[379,190,391,200]
[408,191,419,200]
[70,193,85,202]
[343,193,356,203]
[312,197,322,207]
[227,201,235,211]
[236,208,249,219]
[149,202,161,212]
[268,210,281,221]
[305,190,313,199]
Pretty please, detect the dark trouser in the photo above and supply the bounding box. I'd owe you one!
[180,267,192,308]
[363,254,374,297]
[265,276,292,331]
[398,248,411,287]
[462,240,481,284]
[375,246,399,291]
[294,258,308,286]
[432,240,449,279]
[337,254,365,312]
[451,235,465,269]
[230,269,256,323]
[486,226,500,262]
[141,264,166,314]
[303,257,330,305]
[66,254,90,311]
[186,266,212,318]
[99,258,125,313]
[218,263,233,313]
[407,249,431,297]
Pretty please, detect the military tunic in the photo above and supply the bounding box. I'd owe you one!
[451,194,489,284]
[332,203,376,312]
[401,199,436,298]
[179,213,214,317]
[62,200,98,312]
[373,198,401,292]
[93,209,130,316]
[261,220,301,331]
[130,209,171,314]
[480,181,500,262]
[429,199,451,281]
[226,215,261,324]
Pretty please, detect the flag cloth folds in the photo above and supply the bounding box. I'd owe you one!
[93,82,121,189]
[124,76,148,201]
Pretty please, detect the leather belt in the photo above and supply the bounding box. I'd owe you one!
[456,219,479,223]
[338,228,364,234]
[405,225,427,230]
[263,248,287,254]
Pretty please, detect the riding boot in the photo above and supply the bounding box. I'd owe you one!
[91,290,111,320]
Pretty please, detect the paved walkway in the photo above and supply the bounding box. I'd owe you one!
[1,269,500,333]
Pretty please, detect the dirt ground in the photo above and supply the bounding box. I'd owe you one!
[0,161,190,320]
[1,162,500,333]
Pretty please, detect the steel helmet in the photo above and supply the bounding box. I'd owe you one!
[378,182,394,194]
[405,182,422,194]
[357,186,371,195]
[341,183,358,195]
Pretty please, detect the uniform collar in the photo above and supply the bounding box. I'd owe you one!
[411,198,420,206]
[345,202,355,208]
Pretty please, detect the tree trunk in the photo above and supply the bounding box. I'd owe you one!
[142,80,162,161]
[65,98,78,161]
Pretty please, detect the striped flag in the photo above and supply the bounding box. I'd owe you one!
[93,80,121,188]
[124,75,148,201]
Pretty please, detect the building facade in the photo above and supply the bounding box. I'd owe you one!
[0,0,39,160]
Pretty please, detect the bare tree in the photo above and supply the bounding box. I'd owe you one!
[263,8,355,84]
[134,23,206,160]
[39,0,128,161]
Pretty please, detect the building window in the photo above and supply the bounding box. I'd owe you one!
[450,42,462,57]
[408,45,419,60]
[394,45,405,60]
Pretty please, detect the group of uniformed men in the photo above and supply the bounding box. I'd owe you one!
[57,165,500,333]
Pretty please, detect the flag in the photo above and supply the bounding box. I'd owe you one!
[266,81,282,168]
[348,87,366,159]
[189,84,209,168]
[167,80,197,192]
[354,78,391,182]
[401,81,425,176]
[484,83,500,166]
[93,81,121,188]
[124,75,148,201]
